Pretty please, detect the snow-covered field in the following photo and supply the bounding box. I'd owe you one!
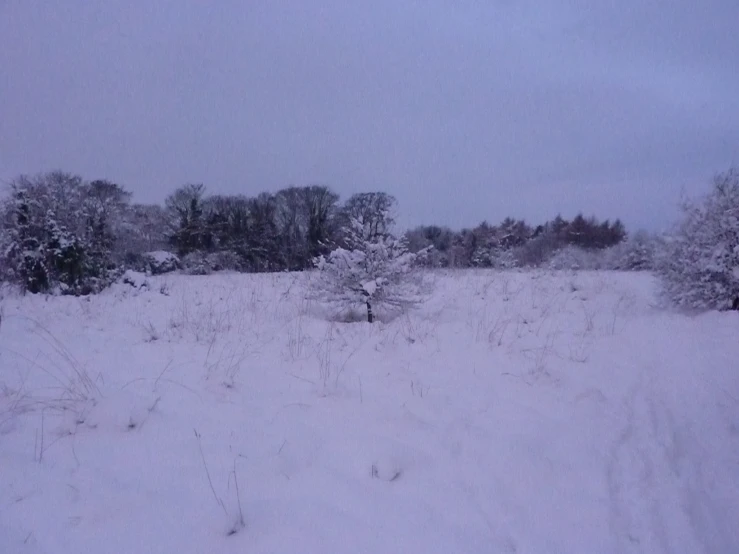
[1,270,738,553]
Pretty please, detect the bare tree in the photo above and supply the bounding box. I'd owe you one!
[342,192,397,242]
[303,185,340,259]
[275,187,309,270]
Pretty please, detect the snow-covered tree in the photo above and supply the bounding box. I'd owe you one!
[0,172,133,294]
[2,190,50,292]
[656,168,739,310]
[311,219,429,323]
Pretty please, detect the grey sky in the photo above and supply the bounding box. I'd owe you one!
[1,1,738,231]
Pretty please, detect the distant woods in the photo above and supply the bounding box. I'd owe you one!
[406,215,626,269]
[0,170,632,294]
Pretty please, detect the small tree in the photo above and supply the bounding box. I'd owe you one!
[656,168,739,309]
[311,220,429,323]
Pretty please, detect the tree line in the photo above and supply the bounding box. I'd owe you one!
[406,214,625,269]
[0,170,631,295]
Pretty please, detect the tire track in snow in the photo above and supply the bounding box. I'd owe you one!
[607,381,655,553]
[606,368,729,554]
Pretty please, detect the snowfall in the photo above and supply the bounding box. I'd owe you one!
[1,270,738,554]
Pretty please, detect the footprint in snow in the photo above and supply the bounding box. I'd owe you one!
[371,457,403,482]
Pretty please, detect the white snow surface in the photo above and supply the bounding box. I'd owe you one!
[361,278,380,296]
[120,269,149,289]
[1,270,738,553]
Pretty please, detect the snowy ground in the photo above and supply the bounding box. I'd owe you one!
[1,270,738,553]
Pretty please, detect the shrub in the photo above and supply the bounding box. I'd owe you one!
[656,169,739,309]
[181,252,212,275]
[143,251,180,275]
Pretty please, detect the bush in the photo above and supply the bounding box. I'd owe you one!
[120,270,149,289]
[179,250,241,275]
[143,251,180,275]
[656,169,739,310]
[181,252,212,275]
[514,235,560,267]
[548,246,604,270]
[601,231,656,271]
[204,251,241,272]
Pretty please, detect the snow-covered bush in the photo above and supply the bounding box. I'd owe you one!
[120,270,149,289]
[547,235,656,272]
[547,246,605,271]
[143,251,180,275]
[513,234,560,267]
[656,169,739,310]
[179,251,242,275]
[180,252,211,275]
[204,251,242,272]
[311,220,429,323]
[601,231,656,271]
[472,244,517,269]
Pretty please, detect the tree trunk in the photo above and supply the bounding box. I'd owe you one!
[366,301,374,323]
[732,297,739,311]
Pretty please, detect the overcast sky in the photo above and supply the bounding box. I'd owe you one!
[1,1,737,231]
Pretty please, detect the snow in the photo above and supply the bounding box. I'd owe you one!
[361,279,379,296]
[1,269,738,553]
[120,269,149,289]
[145,251,179,265]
